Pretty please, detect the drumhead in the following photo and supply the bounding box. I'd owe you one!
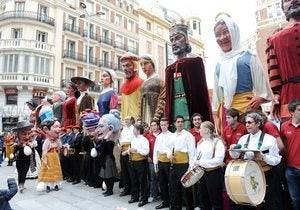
[243,161,266,205]
[225,160,266,206]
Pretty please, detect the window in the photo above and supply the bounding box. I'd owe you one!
[193,21,197,30]
[116,14,122,26]
[6,92,18,105]
[86,0,94,14]
[68,15,76,31]
[128,40,135,53]
[117,0,123,8]
[128,19,134,32]
[36,31,48,42]
[24,55,29,73]
[38,4,48,16]
[67,40,76,58]
[267,5,274,19]
[0,32,2,39]
[117,55,122,70]
[85,46,93,62]
[34,56,50,75]
[65,67,75,81]
[198,22,201,35]
[157,26,163,36]
[115,34,123,47]
[158,45,164,77]
[3,54,18,73]
[102,51,109,66]
[15,1,25,11]
[102,7,109,21]
[11,28,22,39]
[146,21,151,31]
[146,41,152,54]
[275,2,283,17]
[102,29,109,43]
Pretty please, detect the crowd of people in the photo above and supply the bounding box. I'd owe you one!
[0,0,300,210]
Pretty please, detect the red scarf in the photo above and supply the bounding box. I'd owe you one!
[121,75,143,95]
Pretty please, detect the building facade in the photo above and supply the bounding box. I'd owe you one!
[255,0,286,70]
[0,0,139,131]
[138,4,204,80]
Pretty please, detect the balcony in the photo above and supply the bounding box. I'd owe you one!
[97,59,115,69]
[63,23,82,35]
[114,41,127,51]
[0,73,52,86]
[83,31,99,41]
[0,11,55,26]
[127,46,138,54]
[0,39,54,54]
[63,50,98,66]
[100,36,114,46]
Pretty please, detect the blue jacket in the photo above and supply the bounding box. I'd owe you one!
[0,178,18,210]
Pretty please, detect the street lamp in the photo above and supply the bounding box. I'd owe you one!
[79,2,105,78]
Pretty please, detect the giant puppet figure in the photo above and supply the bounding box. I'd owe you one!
[266,0,300,120]
[213,14,272,134]
[165,22,213,130]
[71,76,95,124]
[120,53,143,120]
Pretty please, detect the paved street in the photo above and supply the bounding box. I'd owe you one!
[0,162,160,210]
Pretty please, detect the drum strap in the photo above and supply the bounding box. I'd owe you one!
[244,132,265,150]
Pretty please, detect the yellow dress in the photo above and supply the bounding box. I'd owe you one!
[38,148,62,182]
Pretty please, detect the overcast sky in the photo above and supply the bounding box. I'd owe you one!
[138,0,257,88]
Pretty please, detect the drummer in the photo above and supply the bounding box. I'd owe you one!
[229,112,282,210]
[193,121,225,210]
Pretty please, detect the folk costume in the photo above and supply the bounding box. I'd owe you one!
[194,136,225,210]
[153,130,173,208]
[230,131,282,210]
[169,129,195,210]
[213,16,272,134]
[165,24,212,130]
[266,22,300,119]
[120,53,143,120]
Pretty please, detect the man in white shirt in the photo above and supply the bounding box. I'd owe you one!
[168,115,195,210]
[124,124,149,207]
[119,116,134,197]
[229,112,282,210]
[153,118,173,209]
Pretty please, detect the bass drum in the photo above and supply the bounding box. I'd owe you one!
[225,160,266,206]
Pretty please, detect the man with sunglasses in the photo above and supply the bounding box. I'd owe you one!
[229,112,282,210]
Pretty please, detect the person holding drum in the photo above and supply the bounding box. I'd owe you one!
[168,115,195,210]
[193,121,225,210]
[229,112,282,210]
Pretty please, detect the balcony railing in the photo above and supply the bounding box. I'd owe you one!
[97,59,115,69]
[63,23,82,35]
[0,73,52,85]
[0,39,54,54]
[100,36,114,45]
[83,30,99,41]
[128,46,138,54]
[63,50,97,65]
[0,11,55,26]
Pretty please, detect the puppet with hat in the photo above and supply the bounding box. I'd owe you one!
[12,121,34,193]
[120,52,143,120]
[71,76,95,125]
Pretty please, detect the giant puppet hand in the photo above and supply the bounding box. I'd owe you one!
[270,94,280,121]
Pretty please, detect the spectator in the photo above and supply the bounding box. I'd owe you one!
[0,178,18,210]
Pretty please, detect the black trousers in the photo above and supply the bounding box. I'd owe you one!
[16,159,30,185]
[158,161,171,204]
[231,167,283,210]
[70,153,81,181]
[198,168,223,210]
[120,154,131,193]
[129,159,148,202]
[60,154,71,179]
[169,163,194,210]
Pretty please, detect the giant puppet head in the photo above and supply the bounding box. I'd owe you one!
[120,53,139,79]
[80,109,100,138]
[169,22,192,58]
[282,0,300,21]
[95,110,121,140]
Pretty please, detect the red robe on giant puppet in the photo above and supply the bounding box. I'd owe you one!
[266,2,300,119]
[165,23,213,129]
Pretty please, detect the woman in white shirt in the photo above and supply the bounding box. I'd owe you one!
[194,121,225,210]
